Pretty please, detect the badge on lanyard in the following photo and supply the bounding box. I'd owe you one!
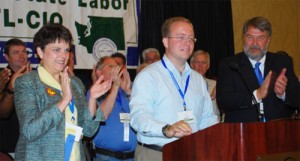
[65,122,83,142]
[120,113,130,142]
[178,110,195,124]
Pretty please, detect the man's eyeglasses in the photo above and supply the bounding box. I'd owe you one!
[167,35,197,43]
[97,63,119,69]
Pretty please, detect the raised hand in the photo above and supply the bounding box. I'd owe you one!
[89,75,112,99]
[8,62,31,90]
[274,68,287,97]
[88,74,112,116]
[0,68,11,92]
[256,71,272,100]
[120,69,131,95]
[25,61,32,73]
[110,65,122,89]
[58,67,72,112]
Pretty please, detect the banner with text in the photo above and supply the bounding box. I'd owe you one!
[0,0,139,69]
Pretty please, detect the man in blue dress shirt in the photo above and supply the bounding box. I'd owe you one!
[87,56,137,161]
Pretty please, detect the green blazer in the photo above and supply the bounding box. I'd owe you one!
[14,71,104,161]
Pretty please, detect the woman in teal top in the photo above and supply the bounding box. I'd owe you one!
[14,23,112,161]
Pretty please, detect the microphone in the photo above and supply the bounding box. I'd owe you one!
[230,61,264,122]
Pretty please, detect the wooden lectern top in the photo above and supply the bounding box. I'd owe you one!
[163,120,300,161]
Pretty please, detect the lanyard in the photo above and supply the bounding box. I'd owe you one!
[99,90,126,113]
[116,90,122,106]
[69,98,75,122]
[161,59,190,111]
[116,90,128,113]
[116,90,125,112]
[60,91,75,122]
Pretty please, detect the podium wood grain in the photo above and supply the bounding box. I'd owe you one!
[163,120,300,161]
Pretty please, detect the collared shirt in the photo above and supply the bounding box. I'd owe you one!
[248,55,266,78]
[88,89,137,152]
[130,55,219,146]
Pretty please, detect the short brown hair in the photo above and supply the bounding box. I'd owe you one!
[161,17,193,37]
[33,23,73,51]
[4,38,26,55]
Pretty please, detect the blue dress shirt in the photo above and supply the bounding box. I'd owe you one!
[87,89,137,152]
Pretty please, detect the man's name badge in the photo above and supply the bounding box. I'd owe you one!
[120,113,130,123]
[120,113,130,142]
[178,110,195,124]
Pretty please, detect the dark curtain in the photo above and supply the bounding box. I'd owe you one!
[138,0,234,78]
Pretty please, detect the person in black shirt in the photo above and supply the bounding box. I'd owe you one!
[0,38,31,158]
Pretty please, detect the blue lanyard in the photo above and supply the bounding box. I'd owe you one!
[37,66,76,122]
[161,59,190,111]
[116,90,122,106]
[99,90,126,113]
[60,91,75,122]
[69,97,75,122]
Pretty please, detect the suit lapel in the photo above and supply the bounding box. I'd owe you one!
[238,53,260,91]
[264,52,272,78]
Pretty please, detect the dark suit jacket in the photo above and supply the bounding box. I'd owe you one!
[216,52,299,122]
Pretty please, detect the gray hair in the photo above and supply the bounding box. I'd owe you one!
[96,56,111,69]
[242,16,272,37]
[142,48,160,61]
[190,50,210,64]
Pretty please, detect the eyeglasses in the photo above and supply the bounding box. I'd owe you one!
[97,63,119,70]
[167,35,197,43]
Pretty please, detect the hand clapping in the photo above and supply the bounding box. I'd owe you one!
[0,68,11,92]
[89,75,112,99]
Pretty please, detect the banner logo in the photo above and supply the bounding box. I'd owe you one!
[0,1,139,68]
[93,38,117,60]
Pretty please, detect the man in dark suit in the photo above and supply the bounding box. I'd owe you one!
[216,16,299,123]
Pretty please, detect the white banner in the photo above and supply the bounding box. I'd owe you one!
[0,0,139,69]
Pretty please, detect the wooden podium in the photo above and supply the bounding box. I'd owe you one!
[163,120,300,161]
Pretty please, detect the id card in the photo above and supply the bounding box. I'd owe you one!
[178,110,195,124]
[120,113,130,123]
[66,122,83,142]
[120,113,130,142]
